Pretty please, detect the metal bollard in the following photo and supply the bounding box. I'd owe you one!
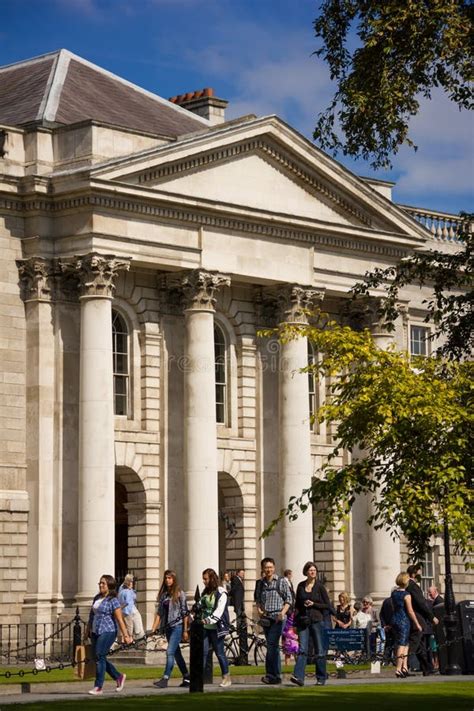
[189,586,204,693]
[203,648,213,684]
[237,612,248,665]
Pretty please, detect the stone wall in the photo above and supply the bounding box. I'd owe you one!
[0,495,28,622]
[0,216,28,622]
[400,537,472,601]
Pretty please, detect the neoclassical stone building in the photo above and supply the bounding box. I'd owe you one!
[0,50,471,626]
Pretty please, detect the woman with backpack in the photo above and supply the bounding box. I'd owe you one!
[151,569,190,689]
[201,567,231,687]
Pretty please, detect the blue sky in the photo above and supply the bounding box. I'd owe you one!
[1,0,472,214]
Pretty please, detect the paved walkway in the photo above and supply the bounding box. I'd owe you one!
[0,673,469,706]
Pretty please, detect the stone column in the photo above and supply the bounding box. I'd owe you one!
[72,254,131,605]
[181,270,230,592]
[348,298,400,604]
[277,286,323,576]
[368,309,400,603]
[16,257,56,622]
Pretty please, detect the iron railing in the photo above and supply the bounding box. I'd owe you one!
[0,612,86,665]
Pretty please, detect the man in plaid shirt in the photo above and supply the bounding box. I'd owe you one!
[254,557,292,684]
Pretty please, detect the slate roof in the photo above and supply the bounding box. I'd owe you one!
[0,50,209,138]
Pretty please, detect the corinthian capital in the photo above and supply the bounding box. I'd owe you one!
[277,285,325,324]
[342,296,384,332]
[182,270,231,312]
[16,257,55,302]
[65,253,131,298]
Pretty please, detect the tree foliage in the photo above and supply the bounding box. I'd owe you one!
[313,1,473,168]
[261,315,473,563]
[351,214,473,360]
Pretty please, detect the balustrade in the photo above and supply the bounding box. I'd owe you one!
[400,205,468,242]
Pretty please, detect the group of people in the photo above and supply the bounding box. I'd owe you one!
[85,567,232,695]
[83,560,444,694]
[254,557,331,686]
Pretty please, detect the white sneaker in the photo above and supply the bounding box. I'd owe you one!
[88,687,103,695]
[116,673,126,692]
[219,674,232,687]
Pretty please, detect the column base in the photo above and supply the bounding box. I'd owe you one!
[21,596,57,625]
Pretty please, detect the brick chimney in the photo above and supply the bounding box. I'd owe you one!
[169,88,228,126]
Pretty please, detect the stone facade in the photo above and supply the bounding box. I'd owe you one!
[0,51,472,627]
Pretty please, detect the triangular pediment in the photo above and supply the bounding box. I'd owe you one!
[90,117,429,241]
[131,147,363,226]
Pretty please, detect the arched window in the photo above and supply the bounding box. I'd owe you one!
[308,341,316,422]
[214,323,227,425]
[112,310,129,416]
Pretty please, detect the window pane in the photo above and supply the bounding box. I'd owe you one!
[112,310,129,416]
[115,394,127,416]
[114,375,128,396]
[308,342,316,421]
[214,325,227,425]
[115,353,128,374]
[215,358,226,383]
[420,550,435,594]
[410,326,429,357]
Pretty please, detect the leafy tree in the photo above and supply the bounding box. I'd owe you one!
[261,314,473,563]
[351,214,473,361]
[313,1,473,168]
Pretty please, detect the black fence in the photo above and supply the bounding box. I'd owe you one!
[0,613,86,665]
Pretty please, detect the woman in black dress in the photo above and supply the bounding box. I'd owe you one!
[334,591,352,629]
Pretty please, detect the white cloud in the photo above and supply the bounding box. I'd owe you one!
[179,16,332,137]
[392,90,474,206]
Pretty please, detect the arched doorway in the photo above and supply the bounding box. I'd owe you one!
[115,481,128,583]
[115,466,147,587]
[218,472,244,576]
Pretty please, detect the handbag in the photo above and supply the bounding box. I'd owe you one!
[294,612,311,629]
[153,634,169,651]
[74,642,96,680]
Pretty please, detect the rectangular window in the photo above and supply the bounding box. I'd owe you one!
[215,352,227,425]
[410,325,430,357]
[419,550,435,594]
[112,312,129,417]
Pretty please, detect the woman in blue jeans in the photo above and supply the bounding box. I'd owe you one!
[201,568,231,687]
[291,561,331,687]
[151,570,190,689]
[85,574,132,696]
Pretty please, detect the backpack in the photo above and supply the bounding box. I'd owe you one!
[212,588,230,638]
[255,576,289,611]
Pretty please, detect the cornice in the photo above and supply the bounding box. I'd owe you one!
[137,137,372,227]
[0,191,419,259]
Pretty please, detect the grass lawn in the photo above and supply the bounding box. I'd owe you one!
[2,663,364,684]
[9,682,474,711]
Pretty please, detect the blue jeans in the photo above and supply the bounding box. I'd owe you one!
[294,621,327,683]
[91,631,120,689]
[203,629,229,675]
[164,623,189,678]
[262,619,284,680]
